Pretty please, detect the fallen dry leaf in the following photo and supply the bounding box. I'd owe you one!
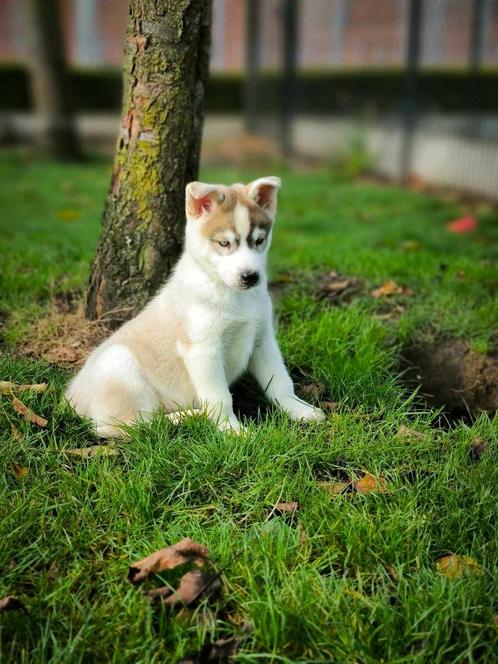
[386,565,399,582]
[398,425,425,440]
[0,381,48,395]
[147,569,221,607]
[65,445,119,459]
[299,382,326,400]
[0,596,26,612]
[268,501,299,519]
[321,400,339,412]
[317,480,350,496]
[11,424,24,442]
[436,554,483,578]
[355,473,388,494]
[446,216,477,234]
[179,636,238,664]
[323,278,351,293]
[47,562,59,580]
[11,463,29,479]
[469,438,488,461]
[371,280,414,298]
[297,523,309,546]
[318,271,363,303]
[12,397,47,427]
[128,538,209,584]
[271,273,294,285]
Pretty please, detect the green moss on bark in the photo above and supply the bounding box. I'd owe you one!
[86,0,212,322]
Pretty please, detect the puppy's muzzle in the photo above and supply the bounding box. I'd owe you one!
[240,271,260,289]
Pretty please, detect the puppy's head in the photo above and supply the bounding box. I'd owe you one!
[185,176,280,291]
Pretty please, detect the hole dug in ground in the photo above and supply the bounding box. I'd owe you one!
[401,338,498,422]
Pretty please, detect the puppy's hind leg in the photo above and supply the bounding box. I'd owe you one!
[92,378,146,438]
[88,345,159,438]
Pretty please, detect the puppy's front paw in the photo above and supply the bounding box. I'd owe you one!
[281,397,326,422]
[217,415,245,434]
[294,404,326,422]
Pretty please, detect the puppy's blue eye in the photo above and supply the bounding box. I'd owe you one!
[218,240,230,248]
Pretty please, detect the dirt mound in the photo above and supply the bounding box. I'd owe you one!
[402,339,498,418]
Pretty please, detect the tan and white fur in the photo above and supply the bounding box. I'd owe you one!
[66,177,324,437]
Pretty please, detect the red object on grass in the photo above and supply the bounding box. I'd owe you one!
[446,216,477,234]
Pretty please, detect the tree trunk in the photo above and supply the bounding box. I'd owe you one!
[23,0,82,160]
[86,0,212,324]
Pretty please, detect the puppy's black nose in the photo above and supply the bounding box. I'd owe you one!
[240,271,260,288]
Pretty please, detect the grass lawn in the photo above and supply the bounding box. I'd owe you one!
[0,150,497,663]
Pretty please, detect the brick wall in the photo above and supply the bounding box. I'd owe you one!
[1,0,498,70]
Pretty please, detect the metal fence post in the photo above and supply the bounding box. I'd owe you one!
[245,0,261,134]
[470,0,487,71]
[280,0,299,158]
[400,0,423,182]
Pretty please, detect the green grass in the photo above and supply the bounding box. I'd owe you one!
[1,150,497,663]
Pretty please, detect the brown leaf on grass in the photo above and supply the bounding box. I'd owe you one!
[0,596,26,612]
[317,480,350,496]
[65,445,119,459]
[268,501,299,519]
[436,554,482,578]
[147,569,221,607]
[179,636,238,664]
[227,612,253,632]
[373,304,405,321]
[386,565,399,582]
[128,538,209,584]
[323,278,351,293]
[321,400,339,412]
[371,280,414,298]
[297,523,309,546]
[11,463,29,479]
[11,424,24,442]
[318,271,363,303]
[12,397,47,427]
[0,381,48,395]
[469,438,488,461]
[355,473,388,494]
[493,615,498,632]
[47,562,59,580]
[398,425,426,440]
[299,382,326,400]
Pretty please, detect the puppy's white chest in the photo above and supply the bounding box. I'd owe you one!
[223,320,257,384]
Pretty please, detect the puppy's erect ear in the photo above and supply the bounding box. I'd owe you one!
[247,176,281,217]
[185,182,225,219]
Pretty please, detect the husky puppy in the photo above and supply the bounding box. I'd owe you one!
[66,177,324,437]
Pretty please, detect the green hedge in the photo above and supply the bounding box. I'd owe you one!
[1,63,497,113]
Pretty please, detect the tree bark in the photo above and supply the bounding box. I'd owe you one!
[23,0,82,160]
[86,0,212,324]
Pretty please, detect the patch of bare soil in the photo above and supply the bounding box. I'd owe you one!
[402,339,498,419]
[17,295,109,368]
